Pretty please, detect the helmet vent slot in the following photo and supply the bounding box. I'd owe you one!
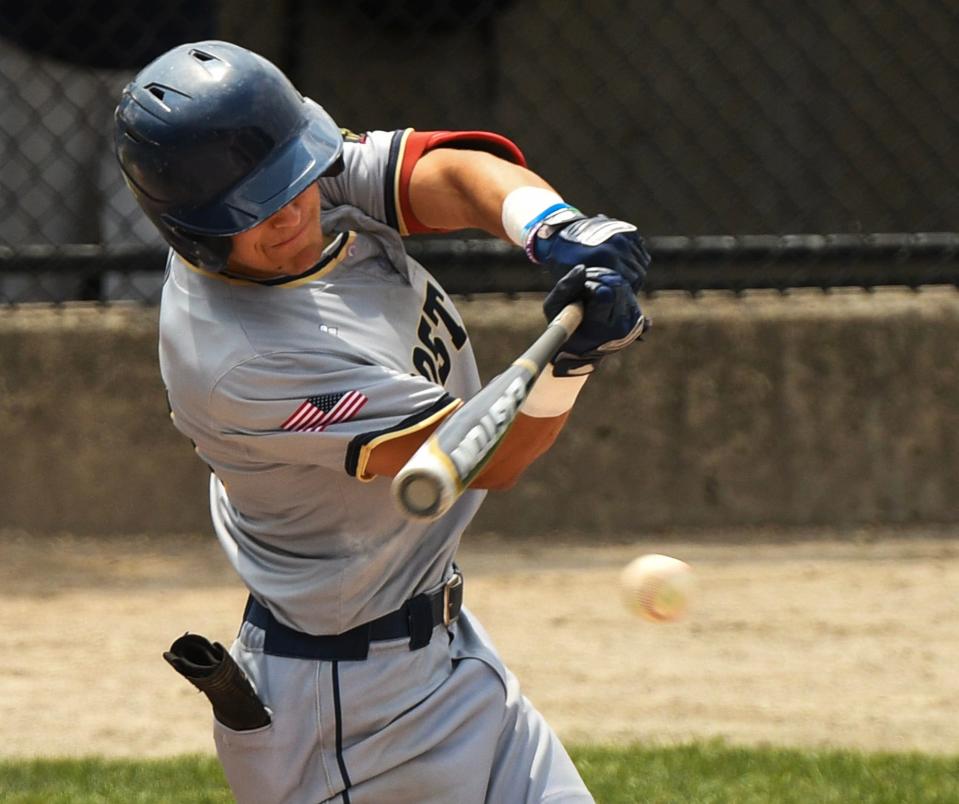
[189,49,228,80]
[148,86,165,101]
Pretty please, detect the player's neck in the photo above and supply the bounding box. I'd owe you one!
[226,234,328,279]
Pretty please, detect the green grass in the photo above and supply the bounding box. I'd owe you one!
[571,740,959,804]
[0,755,230,803]
[1,741,958,803]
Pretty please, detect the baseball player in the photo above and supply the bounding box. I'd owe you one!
[115,41,650,804]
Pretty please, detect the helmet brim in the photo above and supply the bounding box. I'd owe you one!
[162,100,343,236]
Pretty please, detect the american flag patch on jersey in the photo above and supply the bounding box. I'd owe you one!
[281,391,368,432]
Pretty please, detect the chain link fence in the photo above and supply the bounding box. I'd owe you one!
[2,0,958,303]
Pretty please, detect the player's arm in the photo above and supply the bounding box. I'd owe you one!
[408,145,648,478]
[369,147,649,489]
[363,267,645,490]
[362,374,581,490]
[407,146,651,293]
[408,148,555,241]
[386,150,574,487]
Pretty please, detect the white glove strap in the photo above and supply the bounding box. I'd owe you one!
[501,186,570,247]
[520,367,590,418]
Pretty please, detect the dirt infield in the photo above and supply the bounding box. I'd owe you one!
[2,527,958,758]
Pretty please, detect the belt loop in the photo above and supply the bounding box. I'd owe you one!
[443,571,463,627]
[407,594,434,651]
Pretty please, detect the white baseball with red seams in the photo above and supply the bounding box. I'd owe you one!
[620,554,694,622]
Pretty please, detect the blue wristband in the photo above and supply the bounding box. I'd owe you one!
[523,205,582,262]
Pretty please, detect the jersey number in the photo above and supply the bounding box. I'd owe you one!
[412,282,467,385]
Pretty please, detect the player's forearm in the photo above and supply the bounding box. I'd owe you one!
[471,369,589,490]
[408,148,556,239]
[365,370,588,488]
[470,410,569,490]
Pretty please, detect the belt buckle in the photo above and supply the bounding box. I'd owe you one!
[443,571,463,627]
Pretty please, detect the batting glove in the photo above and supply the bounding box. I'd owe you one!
[544,265,648,377]
[529,211,651,292]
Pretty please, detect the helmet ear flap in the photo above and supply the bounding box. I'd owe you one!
[164,224,232,272]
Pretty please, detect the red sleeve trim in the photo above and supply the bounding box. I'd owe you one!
[396,129,527,236]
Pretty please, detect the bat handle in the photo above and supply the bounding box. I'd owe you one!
[551,301,584,337]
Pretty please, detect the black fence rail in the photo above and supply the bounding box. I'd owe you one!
[3,1,958,299]
[4,234,959,305]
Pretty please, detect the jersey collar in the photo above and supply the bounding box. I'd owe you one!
[214,231,354,287]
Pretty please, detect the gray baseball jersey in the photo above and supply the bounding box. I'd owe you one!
[160,129,485,634]
[159,127,592,802]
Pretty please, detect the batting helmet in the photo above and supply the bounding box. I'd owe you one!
[114,40,344,271]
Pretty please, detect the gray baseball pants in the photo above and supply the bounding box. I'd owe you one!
[214,605,593,803]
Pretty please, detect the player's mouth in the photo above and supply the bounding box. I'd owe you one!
[269,223,310,251]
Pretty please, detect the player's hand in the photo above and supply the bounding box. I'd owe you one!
[543,265,648,377]
[530,213,651,291]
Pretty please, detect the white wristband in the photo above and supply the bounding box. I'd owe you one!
[520,367,590,418]
[501,186,570,247]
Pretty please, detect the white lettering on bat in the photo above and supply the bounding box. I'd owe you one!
[450,376,528,477]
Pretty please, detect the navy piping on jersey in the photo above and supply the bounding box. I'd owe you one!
[383,129,405,231]
[332,661,353,802]
[344,393,457,477]
[221,231,348,286]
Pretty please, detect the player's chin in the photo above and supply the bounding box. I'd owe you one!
[276,241,325,274]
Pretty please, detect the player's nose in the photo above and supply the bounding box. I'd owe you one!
[271,198,303,228]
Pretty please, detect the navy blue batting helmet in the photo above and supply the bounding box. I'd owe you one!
[114,41,344,271]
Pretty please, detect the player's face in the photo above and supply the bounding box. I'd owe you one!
[227,183,324,277]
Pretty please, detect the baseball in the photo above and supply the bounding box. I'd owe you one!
[620,553,694,622]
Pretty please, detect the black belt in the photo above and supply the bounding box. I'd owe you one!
[242,569,463,662]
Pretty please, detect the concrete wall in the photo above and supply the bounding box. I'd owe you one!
[3,287,958,536]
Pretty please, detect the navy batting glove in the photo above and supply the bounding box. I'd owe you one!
[531,213,651,292]
[543,265,648,377]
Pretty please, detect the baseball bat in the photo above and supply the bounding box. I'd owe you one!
[391,302,584,520]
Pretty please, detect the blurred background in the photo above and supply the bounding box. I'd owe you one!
[3,2,959,766]
[2,0,959,302]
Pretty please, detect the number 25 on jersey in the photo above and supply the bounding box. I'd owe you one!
[412,282,467,385]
